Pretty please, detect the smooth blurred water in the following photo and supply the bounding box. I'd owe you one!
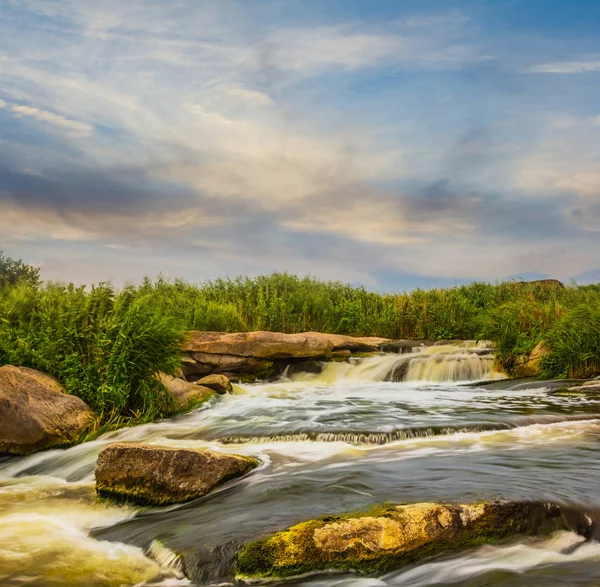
[2,350,600,586]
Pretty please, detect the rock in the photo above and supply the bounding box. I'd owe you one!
[273,359,324,379]
[159,373,215,411]
[180,352,210,378]
[302,333,390,352]
[189,352,274,375]
[95,443,258,505]
[516,342,550,377]
[184,331,334,360]
[551,380,600,397]
[195,374,233,394]
[329,349,352,360]
[235,501,594,579]
[0,365,94,455]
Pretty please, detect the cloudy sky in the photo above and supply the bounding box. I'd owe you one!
[1,0,600,290]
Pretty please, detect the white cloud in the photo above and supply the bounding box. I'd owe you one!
[527,60,600,74]
[6,102,92,136]
[224,87,273,105]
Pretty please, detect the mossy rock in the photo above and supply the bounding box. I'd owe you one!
[235,501,594,579]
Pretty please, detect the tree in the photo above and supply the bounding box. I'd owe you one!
[0,252,41,288]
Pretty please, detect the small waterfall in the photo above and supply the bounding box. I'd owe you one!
[284,341,502,385]
[217,423,512,446]
[216,415,600,447]
[386,343,501,383]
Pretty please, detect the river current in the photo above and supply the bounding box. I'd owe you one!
[2,344,600,586]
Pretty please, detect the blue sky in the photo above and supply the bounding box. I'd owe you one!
[1,0,600,290]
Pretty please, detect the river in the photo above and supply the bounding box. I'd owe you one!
[2,343,600,586]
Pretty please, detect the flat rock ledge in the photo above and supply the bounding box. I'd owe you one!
[551,380,600,396]
[181,331,396,381]
[95,443,258,505]
[235,501,595,579]
[0,365,94,455]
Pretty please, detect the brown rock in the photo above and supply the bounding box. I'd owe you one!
[189,352,274,375]
[516,342,550,377]
[302,332,391,352]
[184,331,334,359]
[158,373,215,411]
[0,365,94,455]
[95,443,259,505]
[195,374,233,394]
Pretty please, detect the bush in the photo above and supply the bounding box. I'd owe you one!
[0,283,185,423]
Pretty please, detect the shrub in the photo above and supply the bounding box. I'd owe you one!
[0,283,185,423]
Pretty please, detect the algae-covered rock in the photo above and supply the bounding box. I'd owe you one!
[96,443,258,505]
[235,501,595,579]
[0,365,94,455]
[195,374,233,394]
[551,380,600,397]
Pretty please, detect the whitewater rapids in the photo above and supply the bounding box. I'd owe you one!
[2,342,600,586]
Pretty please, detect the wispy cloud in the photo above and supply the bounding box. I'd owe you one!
[2,101,92,136]
[527,60,600,74]
[1,0,600,286]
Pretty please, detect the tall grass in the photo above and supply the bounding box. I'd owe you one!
[541,303,600,378]
[0,283,185,423]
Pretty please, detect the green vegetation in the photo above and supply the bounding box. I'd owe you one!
[0,251,41,288]
[0,282,185,425]
[1,251,599,425]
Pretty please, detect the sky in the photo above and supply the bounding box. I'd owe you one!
[1,0,600,291]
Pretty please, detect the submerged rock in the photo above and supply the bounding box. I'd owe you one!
[195,374,233,394]
[0,365,94,455]
[96,443,258,505]
[551,380,600,397]
[159,373,215,412]
[235,501,595,579]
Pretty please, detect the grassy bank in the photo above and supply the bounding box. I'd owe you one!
[1,252,599,423]
[0,282,185,425]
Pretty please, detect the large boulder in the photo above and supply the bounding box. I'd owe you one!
[195,374,233,394]
[158,373,215,412]
[95,443,258,505]
[184,331,334,360]
[0,365,94,455]
[235,501,594,579]
[515,341,550,377]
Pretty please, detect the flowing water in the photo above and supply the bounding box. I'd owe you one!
[3,344,600,586]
